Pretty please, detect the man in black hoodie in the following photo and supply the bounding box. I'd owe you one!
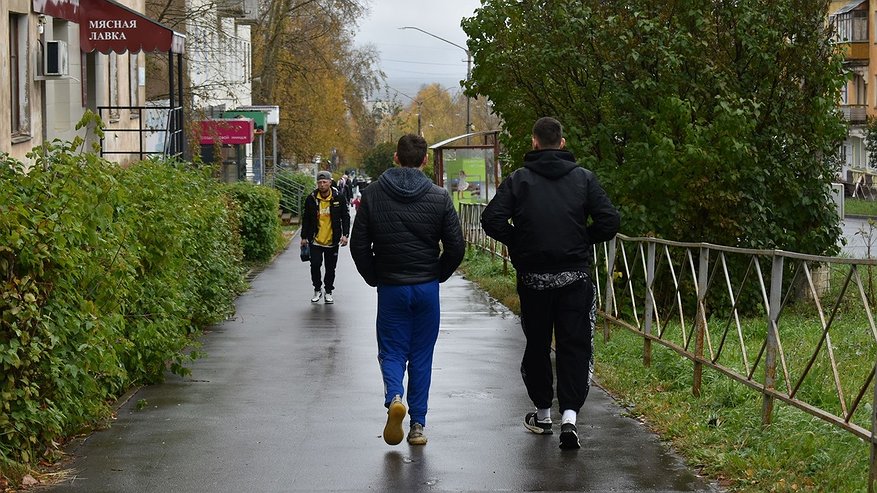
[481,117,620,450]
[350,134,464,447]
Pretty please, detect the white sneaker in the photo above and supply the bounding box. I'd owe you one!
[311,290,322,303]
[324,292,334,304]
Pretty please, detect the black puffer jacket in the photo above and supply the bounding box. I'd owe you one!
[350,167,465,286]
[481,148,620,274]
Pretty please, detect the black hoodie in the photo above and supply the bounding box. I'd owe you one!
[350,167,465,286]
[481,148,620,274]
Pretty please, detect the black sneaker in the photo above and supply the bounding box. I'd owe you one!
[524,412,553,435]
[559,423,580,449]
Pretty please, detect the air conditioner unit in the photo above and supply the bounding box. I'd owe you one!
[44,40,69,76]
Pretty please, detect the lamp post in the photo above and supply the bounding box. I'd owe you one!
[399,26,472,140]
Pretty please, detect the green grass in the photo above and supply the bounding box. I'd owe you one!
[459,249,873,493]
[845,198,877,217]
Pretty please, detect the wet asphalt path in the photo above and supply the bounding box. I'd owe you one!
[46,228,720,492]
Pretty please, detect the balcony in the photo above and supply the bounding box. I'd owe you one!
[215,0,259,24]
[839,104,868,124]
[837,41,870,64]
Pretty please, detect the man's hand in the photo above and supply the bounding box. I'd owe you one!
[301,239,307,246]
[340,235,349,247]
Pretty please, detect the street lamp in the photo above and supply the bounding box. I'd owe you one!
[399,26,472,140]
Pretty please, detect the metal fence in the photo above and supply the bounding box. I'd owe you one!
[264,169,309,218]
[459,202,877,491]
[98,105,185,161]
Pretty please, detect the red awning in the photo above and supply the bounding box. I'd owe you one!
[33,0,185,54]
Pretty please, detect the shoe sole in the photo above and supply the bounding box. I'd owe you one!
[559,431,580,449]
[383,401,406,445]
[524,415,553,435]
[325,299,334,304]
[524,422,553,434]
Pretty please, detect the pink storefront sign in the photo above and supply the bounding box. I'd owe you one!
[199,119,255,145]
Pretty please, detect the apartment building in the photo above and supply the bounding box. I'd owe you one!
[144,0,262,180]
[2,0,186,166]
[830,0,877,191]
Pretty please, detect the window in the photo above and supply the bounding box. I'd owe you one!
[129,53,140,118]
[855,74,867,105]
[831,10,868,42]
[9,13,30,139]
[108,52,120,121]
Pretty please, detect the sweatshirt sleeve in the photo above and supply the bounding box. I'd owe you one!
[585,175,621,244]
[480,177,516,248]
[301,194,314,241]
[349,197,378,287]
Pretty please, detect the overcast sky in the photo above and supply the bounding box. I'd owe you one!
[354,0,481,101]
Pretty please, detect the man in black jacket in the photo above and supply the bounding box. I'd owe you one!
[301,170,350,304]
[350,134,464,447]
[481,117,620,450]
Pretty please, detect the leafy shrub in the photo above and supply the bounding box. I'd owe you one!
[0,129,244,471]
[226,181,283,262]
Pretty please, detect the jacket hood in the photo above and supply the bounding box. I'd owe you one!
[523,149,579,179]
[378,167,434,203]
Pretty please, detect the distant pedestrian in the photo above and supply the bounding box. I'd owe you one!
[481,117,620,449]
[337,174,354,204]
[301,170,350,304]
[350,134,465,446]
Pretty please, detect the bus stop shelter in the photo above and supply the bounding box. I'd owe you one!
[430,131,502,208]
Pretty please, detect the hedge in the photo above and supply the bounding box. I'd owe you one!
[0,135,246,474]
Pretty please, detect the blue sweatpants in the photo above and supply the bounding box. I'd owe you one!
[376,280,441,427]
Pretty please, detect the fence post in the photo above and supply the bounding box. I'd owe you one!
[643,241,656,368]
[603,236,618,342]
[870,358,877,493]
[761,254,784,426]
[693,246,709,397]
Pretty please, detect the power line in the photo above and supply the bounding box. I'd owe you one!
[382,58,464,67]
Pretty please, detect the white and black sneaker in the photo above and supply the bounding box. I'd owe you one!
[324,292,334,304]
[559,423,580,449]
[524,412,553,435]
[311,290,322,303]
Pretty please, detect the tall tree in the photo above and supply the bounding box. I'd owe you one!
[463,0,846,255]
[252,0,382,167]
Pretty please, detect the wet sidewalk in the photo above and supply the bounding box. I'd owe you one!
[46,232,720,492]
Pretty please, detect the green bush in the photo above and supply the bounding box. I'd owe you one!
[0,133,244,473]
[226,181,283,262]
